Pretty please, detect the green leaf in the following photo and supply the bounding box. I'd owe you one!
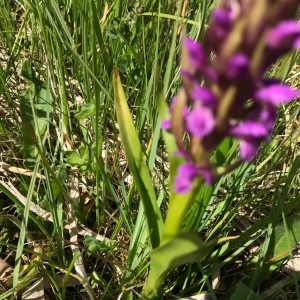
[230,282,262,300]
[75,103,96,119]
[78,144,91,162]
[65,144,92,167]
[143,232,218,298]
[65,151,85,166]
[84,236,118,254]
[112,67,163,249]
[151,232,216,270]
[214,137,232,165]
[20,60,53,161]
[272,214,300,265]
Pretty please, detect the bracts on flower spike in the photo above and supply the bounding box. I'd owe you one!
[162,0,300,194]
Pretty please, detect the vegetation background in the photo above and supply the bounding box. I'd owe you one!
[0,0,299,299]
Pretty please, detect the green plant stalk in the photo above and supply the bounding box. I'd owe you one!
[161,181,201,244]
[142,180,203,299]
[142,274,163,300]
[114,0,122,18]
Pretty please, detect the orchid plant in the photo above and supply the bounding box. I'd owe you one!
[113,0,300,298]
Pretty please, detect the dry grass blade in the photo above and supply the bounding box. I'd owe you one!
[0,180,53,222]
[0,162,46,180]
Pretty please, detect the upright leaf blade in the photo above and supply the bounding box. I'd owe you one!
[20,60,53,161]
[112,67,163,249]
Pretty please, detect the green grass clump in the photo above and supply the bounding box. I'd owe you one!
[0,0,299,299]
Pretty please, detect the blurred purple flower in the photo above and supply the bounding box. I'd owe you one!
[229,121,270,161]
[161,119,171,130]
[239,139,261,161]
[248,103,277,132]
[174,163,213,194]
[192,85,217,106]
[294,37,300,48]
[185,105,215,138]
[229,121,269,138]
[267,20,300,49]
[163,0,300,194]
[208,7,233,50]
[226,54,249,79]
[174,163,199,194]
[254,84,300,105]
[183,37,206,69]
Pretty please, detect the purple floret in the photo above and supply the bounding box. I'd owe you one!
[267,20,300,49]
[185,105,215,138]
[254,84,300,105]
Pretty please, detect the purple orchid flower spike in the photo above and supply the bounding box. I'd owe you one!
[163,0,300,194]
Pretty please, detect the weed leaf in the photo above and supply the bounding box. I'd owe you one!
[75,103,96,119]
[149,232,217,288]
[20,60,53,160]
[272,214,300,265]
[112,67,163,249]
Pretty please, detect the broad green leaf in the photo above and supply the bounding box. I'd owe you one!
[162,181,203,243]
[75,103,96,119]
[272,214,300,265]
[151,232,216,270]
[65,144,92,167]
[20,60,53,161]
[65,151,85,166]
[78,144,91,163]
[83,236,118,254]
[143,232,218,298]
[112,67,163,249]
[230,282,262,300]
